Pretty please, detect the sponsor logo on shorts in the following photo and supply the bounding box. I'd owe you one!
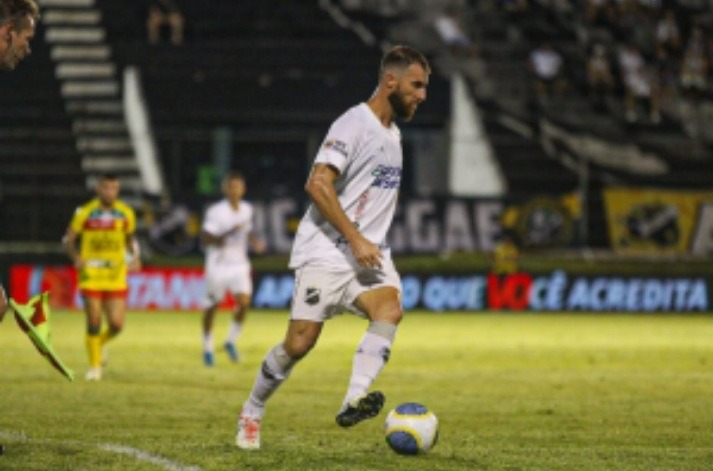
[305,287,321,305]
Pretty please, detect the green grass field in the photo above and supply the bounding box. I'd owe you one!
[1,310,713,470]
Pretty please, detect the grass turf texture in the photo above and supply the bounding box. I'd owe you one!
[1,311,713,470]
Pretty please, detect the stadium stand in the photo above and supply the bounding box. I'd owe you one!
[96,0,450,200]
[469,0,713,246]
[469,0,713,183]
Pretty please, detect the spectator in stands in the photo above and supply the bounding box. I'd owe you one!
[680,26,708,95]
[147,0,184,46]
[0,0,39,70]
[528,40,566,103]
[655,9,682,56]
[619,42,644,92]
[586,43,615,111]
[433,6,478,57]
[618,42,661,123]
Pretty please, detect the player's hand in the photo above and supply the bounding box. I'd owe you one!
[252,239,267,254]
[74,257,86,269]
[128,257,142,272]
[349,235,383,269]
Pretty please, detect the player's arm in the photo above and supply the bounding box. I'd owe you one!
[305,163,382,268]
[201,205,238,247]
[0,283,8,322]
[126,233,142,271]
[202,224,247,246]
[202,229,231,247]
[62,228,85,269]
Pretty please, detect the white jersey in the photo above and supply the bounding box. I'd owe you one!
[290,103,403,270]
[202,199,254,272]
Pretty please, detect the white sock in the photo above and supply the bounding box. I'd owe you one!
[203,333,214,353]
[226,319,243,345]
[243,344,297,418]
[342,322,396,409]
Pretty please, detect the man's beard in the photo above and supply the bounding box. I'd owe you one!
[388,89,413,121]
[0,41,21,70]
[0,52,15,70]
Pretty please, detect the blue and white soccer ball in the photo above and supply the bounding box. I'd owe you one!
[384,402,439,455]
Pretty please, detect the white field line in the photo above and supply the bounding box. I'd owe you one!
[0,430,202,471]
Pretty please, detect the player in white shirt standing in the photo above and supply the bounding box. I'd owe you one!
[235,45,430,450]
[201,171,265,366]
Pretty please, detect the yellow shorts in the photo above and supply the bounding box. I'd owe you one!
[78,263,128,292]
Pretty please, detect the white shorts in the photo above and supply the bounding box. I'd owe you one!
[291,259,402,322]
[203,264,253,309]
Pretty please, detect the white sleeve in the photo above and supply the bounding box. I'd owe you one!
[314,113,361,175]
[202,206,221,235]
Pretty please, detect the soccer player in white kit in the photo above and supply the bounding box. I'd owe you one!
[236,45,430,449]
[202,171,265,366]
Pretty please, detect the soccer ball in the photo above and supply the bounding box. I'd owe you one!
[384,402,439,455]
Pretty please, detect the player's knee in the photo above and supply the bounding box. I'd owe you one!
[108,322,123,335]
[111,325,123,335]
[283,336,316,360]
[391,305,404,324]
[233,306,247,320]
[86,325,101,335]
[283,320,321,359]
[375,303,403,325]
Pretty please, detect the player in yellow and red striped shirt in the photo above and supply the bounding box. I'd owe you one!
[63,174,141,381]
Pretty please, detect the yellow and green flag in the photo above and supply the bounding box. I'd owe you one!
[9,292,74,381]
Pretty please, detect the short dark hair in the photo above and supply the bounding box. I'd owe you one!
[380,45,430,78]
[0,0,40,29]
[100,173,119,181]
[223,170,244,183]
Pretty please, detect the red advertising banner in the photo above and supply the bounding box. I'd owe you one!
[9,265,237,310]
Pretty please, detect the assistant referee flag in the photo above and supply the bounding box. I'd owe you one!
[9,292,74,381]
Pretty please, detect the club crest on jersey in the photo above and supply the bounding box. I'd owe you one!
[323,139,348,158]
[305,287,321,305]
